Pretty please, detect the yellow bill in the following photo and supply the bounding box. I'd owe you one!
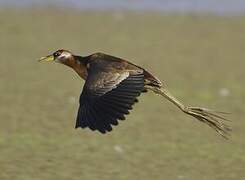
[38,55,55,62]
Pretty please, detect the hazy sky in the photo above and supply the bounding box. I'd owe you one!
[0,0,244,15]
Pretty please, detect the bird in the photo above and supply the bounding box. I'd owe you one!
[39,49,231,138]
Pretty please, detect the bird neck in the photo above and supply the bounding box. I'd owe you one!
[67,55,88,80]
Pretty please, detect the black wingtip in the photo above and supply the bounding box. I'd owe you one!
[76,72,144,134]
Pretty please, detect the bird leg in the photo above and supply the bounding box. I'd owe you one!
[145,86,231,139]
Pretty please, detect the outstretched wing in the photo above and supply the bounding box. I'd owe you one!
[75,61,145,133]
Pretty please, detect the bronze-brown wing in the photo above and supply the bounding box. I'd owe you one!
[75,67,145,133]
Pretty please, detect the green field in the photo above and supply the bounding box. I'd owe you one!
[0,9,245,180]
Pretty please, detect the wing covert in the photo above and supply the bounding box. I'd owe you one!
[75,63,145,133]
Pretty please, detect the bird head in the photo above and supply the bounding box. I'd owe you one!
[39,49,73,64]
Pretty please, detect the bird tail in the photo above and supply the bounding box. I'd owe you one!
[146,86,231,139]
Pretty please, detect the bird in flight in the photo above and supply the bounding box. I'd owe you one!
[39,49,231,138]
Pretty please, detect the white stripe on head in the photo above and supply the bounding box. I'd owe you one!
[59,51,72,59]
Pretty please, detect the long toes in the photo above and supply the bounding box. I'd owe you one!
[184,107,231,139]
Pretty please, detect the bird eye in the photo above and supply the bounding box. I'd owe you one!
[53,51,61,57]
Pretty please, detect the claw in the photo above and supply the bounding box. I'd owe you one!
[146,86,232,139]
[184,107,231,139]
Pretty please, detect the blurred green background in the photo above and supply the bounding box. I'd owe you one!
[0,8,245,180]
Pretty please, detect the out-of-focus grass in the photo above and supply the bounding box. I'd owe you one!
[0,9,245,180]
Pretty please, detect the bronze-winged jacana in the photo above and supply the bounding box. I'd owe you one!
[39,50,231,138]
